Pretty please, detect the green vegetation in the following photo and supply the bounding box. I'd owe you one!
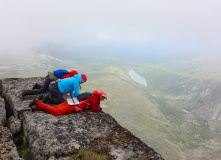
[105,128,130,146]
[194,115,212,140]
[73,148,107,160]
[16,136,32,160]
[137,154,163,160]
[156,96,185,125]
[153,89,212,149]
[138,156,151,160]
[161,112,212,149]
[80,58,215,153]
[6,147,12,151]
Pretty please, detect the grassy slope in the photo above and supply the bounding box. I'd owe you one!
[81,58,216,159]
[42,56,218,159]
[78,59,194,159]
[128,59,218,159]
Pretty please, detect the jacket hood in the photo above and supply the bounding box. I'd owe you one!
[70,70,78,77]
[73,74,82,83]
[92,90,100,98]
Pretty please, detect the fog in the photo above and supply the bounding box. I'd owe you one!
[0,0,221,59]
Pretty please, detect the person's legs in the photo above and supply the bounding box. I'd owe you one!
[39,75,51,93]
[35,100,74,116]
[22,89,41,96]
[32,83,42,89]
[22,75,51,97]
[35,100,54,113]
[53,101,76,115]
[49,83,65,104]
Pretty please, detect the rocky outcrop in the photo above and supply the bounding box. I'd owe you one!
[0,78,164,160]
[0,96,23,160]
[0,127,23,160]
[0,97,6,128]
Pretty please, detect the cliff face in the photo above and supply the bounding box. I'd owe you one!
[0,77,164,160]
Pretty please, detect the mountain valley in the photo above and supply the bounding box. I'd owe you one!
[0,51,221,160]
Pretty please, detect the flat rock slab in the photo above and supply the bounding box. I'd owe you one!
[0,78,164,160]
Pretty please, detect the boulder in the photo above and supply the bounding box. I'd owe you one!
[0,127,23,160]
[0,78,164,160]
[0,97,6,128]
[8,116,22,136]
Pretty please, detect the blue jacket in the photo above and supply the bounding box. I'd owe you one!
[57,74,82,98]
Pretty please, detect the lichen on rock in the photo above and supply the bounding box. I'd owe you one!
[0,78,164,160]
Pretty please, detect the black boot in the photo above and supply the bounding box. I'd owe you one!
[21,89,41,97]
[31,106,36,112]
[38,94,45,100]
[32,83,42,89]
[29,98,38,108]
[21,90,28,97]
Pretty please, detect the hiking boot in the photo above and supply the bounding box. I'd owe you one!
[22,90,39,97]
[21,90,28,97]
[42,94,50,103]
[32,83,42,89]
[38,94,45,100]
[29,98,38,108]
[31,106,36,112]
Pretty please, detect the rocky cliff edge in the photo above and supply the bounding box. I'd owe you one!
[0,77,164,160]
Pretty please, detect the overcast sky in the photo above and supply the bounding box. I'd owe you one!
[0,0,221,58]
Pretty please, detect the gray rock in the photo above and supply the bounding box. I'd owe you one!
[8,115,22,136]
[0,126,23,160]
[0,97,6,127]
[0,78,164,160]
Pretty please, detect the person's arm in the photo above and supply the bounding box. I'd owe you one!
[70,91,74,98]
[73,83,80,98]
[90,102,101,112]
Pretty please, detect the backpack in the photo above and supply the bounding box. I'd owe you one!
[48,72,59,80]
[77,92,93,101]
[53,69,70,78]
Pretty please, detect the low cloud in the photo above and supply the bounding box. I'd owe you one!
[0,0,221,58]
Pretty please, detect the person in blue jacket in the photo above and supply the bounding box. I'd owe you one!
[45,74,87,104]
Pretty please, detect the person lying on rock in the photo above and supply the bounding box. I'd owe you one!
[28,90,107,116]
[22,69,78,97]
[44,74,87,104]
